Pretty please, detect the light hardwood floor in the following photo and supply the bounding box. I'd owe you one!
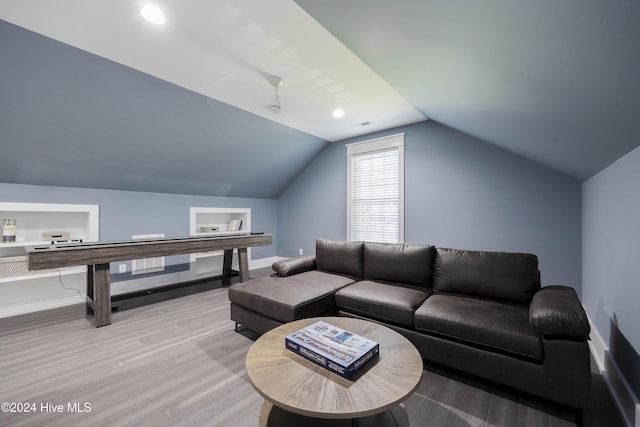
[0,280,624,427]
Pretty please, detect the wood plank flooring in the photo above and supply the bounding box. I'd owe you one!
[0,281,624,427]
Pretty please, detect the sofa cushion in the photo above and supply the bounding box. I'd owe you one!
[364,242,436,287]
[434,248,540,305]
[335,281,431,327]
[415,294,542,360]
[228,271,355,323]
[316,238,364,278]
[272,255,317,277]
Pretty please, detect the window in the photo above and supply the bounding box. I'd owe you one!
[347,133,404,243]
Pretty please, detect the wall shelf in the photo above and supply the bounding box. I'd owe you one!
[0,202,98,247]
[0,202,99,315]
[189,207,251,274]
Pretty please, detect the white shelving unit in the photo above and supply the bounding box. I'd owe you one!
[0,202,98,251]
[189,207,251,275]
[0,202,99,317]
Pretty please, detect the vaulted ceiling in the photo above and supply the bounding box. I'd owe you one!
[296,0,640,181]
[1,1,639,198]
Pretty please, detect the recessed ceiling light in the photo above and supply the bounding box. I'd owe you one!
[332,109,345,118]
[140,4,165,25]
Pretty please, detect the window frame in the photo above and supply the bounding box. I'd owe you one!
[346,133,405,243]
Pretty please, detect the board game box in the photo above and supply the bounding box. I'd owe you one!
[285,320,380,379]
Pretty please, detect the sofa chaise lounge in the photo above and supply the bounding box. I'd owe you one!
[229,239,590,410]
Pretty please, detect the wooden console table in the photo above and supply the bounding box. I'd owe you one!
[26,233,272,327]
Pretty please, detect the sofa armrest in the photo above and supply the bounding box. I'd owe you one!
[272,255,317,277]
[529,285,590,339]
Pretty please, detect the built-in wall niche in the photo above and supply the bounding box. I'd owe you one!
[0,202,99,279]
[0,202,99,316]
[189,207,251,275]
[190,207,251,236]
[0,202,99,250]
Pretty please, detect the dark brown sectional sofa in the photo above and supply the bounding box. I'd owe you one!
[229,238,591,410]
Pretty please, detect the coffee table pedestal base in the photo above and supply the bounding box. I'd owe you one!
[259,401,410,427]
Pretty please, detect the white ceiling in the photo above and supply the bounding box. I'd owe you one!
[0,0,426,142]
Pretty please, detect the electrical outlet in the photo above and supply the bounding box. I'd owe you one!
[118,264,126,274]
[299,248,304,255]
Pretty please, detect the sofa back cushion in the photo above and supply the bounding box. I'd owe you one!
[434,248,540,305]
[364,242,436,287]
[316,239,364,278]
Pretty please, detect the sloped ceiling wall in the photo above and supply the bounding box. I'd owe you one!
[295,0,640,181]
[0,20,328,198]
[3,0,640,198]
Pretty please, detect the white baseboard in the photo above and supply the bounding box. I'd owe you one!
[114,257,283,295]
[249,256,283,270]
[0,257,283,318]
[588,316,640,427]
[0,294,84,319]
[588,318,607,373]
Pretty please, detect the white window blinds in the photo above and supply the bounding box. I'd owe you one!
[347,134,404,243]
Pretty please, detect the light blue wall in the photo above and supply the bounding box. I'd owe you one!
[278,120,582,290]
[277,140,348,257]
[582,145,640,398]
[0,183,278,273]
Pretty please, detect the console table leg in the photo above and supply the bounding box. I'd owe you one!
[86,265,94,315]
[89,263,111,327]
[222,249,233,284]
[238,247,249,282]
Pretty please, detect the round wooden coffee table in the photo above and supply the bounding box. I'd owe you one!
[245,317,423,427]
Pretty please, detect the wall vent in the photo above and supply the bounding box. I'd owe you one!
[131,233,165,275]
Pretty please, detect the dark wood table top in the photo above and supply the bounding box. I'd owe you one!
[26,233,272,269]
